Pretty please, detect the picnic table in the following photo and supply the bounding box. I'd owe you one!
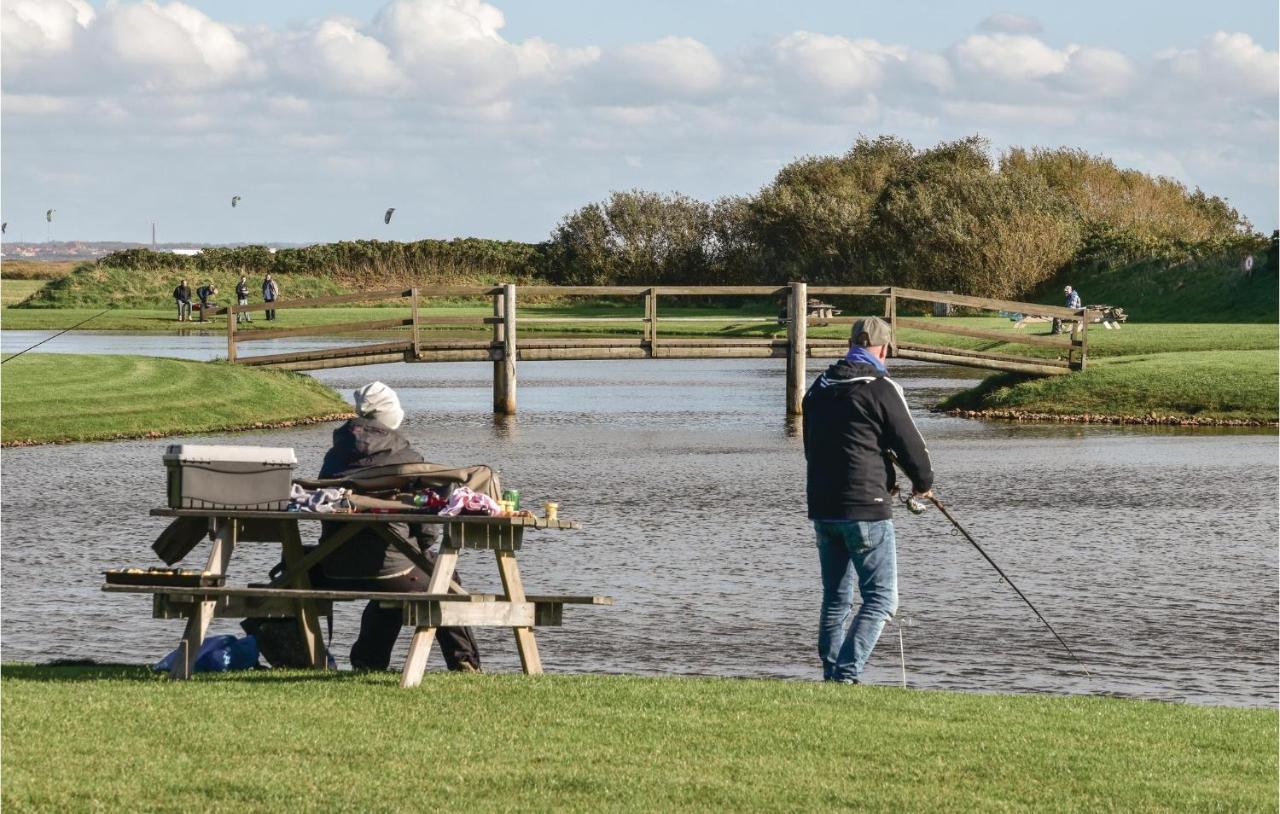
[103,508,612,687]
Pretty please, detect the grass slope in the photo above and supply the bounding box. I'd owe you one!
[3,666,1275,813]
[0,354,351,445]
[938,350,1279,424]
[2,278,49,306]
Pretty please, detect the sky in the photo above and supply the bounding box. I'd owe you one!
[2,0,1276,244]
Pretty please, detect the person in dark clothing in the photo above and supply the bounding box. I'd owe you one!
[316,381,480,672]
[262,274,279,321]
[802,316,933,684]
[196,283,217,322]
[235,275,252,323]
[173,280,192,321]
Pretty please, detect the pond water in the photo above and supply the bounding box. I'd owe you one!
[2,331,1276,707]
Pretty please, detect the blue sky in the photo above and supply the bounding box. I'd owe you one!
[3,0,1276,244]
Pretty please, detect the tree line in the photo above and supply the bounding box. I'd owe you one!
[97,136,1266,300]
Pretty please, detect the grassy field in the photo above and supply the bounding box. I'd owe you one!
[0,259,82,280]
[0,354,351,445]
[2,278,50,306]
[2,665,1275,813]
[938,350,1279,424]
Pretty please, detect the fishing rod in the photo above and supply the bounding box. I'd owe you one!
[892,458,1092,678]
[1,307,113,364]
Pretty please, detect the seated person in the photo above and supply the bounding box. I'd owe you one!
[316,381,480,672]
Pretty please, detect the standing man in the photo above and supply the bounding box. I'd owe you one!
[1053,285,1082,334]
[802,316,933,685]
[262,273,280,321]
[196,282,218,323]
[235,275,252,324]
[173,279,192,322]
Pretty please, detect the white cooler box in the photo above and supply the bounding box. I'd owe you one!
[164,445,297,511]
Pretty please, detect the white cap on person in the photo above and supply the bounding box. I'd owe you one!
[353,381,404,430]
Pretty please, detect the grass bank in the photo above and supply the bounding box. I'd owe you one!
[0,354,351,446]
[937,350,1279,425]
[3,665,1275,812]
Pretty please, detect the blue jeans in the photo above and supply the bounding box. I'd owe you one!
[814,519,898,682]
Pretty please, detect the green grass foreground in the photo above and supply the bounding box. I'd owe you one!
[2,665,1275,813]
[0,354,351,445]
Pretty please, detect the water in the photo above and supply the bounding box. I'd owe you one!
[2,332,1277,707]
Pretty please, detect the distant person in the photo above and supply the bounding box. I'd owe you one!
[314,382,481,672]
[235,275,252,324]
[196,283,218,323]
[262,274,280,321]
[173,279,192,322]
[1053,285,1082,334]
[802,316,933,685]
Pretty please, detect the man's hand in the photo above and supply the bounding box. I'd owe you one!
[913,489,933,500]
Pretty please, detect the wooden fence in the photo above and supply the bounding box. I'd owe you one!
[217,283,1090,415]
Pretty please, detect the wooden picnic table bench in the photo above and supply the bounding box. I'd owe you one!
[104,508,612,687]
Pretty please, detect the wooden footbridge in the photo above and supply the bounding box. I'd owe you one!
[219,284,1091,415]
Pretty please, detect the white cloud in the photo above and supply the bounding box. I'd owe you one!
[1159,31,1279,99]
[282,18,403,95]
[0,0,94,72]
[952,33,1069,82]
[579,36,725,104]
[89,1,252,89]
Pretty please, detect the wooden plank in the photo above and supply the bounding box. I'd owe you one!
[267,523,362,588]
[807,286,893,296]
[518,317,645,324]
[279,520,327,670]
[150,508,583,529]
[226,300,236,363]
[495,550,542,674]
[370,525,468,594]
[891,287,1081,318]
[1077,315,1088,371]
[234,340,413,367]
[896,341,1069,368]
[786,281,807,416]
[400,545,459,688]
[656,286,787,296]
[894,347,1072,376]
[435,601,536,627]
[171,518,235,679]
[235,318,411,342]
[407,350,495,364]
[273,353,411,372]
[894,317,1073,348]
[105,584,496,602]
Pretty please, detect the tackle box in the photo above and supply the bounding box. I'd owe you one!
[164,444,297,511]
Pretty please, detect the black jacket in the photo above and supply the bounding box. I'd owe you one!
[802,359,933,521]
[196,285,214,302]
[173,285,190,303]
[318,417,432,580]
[235,280,249,298]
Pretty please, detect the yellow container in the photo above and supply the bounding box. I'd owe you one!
[543,501,559,523]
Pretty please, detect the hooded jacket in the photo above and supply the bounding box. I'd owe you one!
[318,417,432,580]
[802,358,933,521]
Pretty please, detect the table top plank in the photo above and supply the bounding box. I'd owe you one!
[149,507,581,530]
[102,583,614,605]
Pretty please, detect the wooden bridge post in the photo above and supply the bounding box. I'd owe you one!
[410,287,421,360]
[644,288,658,357]
[493,283,517,414]
[885,287,898,357]
[786,281,807,415]
[226,302,237,363]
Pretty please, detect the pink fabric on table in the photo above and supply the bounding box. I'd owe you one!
[438,486,502,517]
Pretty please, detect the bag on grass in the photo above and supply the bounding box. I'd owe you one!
[154,634,260,673]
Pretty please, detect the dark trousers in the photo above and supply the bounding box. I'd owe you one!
[314,554,480,672]
[264,298,276,320]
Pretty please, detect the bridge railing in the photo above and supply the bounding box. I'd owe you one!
[222,283,1090,414]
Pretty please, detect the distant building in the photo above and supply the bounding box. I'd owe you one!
[170,248,202,256]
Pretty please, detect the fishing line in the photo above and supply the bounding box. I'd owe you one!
[1,307,113,364]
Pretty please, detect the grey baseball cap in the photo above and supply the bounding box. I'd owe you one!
[850,316,892,347]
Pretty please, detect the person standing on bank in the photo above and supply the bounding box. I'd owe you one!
[1052,285,1082,334]
[262,273,279,321]
[196,282,217,322]
[173,279,192,322]
[235,275,252,323]
[802,316,933,685]
[315,382,481,672]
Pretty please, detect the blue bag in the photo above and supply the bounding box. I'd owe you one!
[154,634,260,673]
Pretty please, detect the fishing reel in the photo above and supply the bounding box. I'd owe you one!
[891,484,930,515]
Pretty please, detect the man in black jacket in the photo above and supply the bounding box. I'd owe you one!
[802,316,933,684]
[173,279,191,321]
[317,382,480,672]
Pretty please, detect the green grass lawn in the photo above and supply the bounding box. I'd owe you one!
[2,665,1275,813]
[1,278,50,306]
[937,350,1279,423]
[0,354,351,445]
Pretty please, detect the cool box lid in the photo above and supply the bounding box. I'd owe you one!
[163,444,297,466]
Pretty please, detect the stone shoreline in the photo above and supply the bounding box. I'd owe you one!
[1,412,356,448]
[941,408,1278,428]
